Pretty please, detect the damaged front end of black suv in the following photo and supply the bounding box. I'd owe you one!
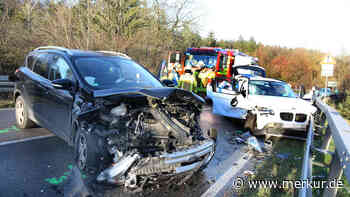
[74,88,216,191]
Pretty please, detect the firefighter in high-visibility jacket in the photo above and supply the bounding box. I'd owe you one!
[198,65,216,88]
[178,65,197,92]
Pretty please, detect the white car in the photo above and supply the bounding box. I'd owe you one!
[206,76,317,135]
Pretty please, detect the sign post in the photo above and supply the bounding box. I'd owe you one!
[320,56,336,96]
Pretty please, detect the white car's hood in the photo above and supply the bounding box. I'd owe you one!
[248,95,317,114]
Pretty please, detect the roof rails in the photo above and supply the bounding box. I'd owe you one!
[34,46,73,55]
[96,51,131,59]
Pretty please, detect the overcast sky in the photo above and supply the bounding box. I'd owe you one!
[197,0,350,55]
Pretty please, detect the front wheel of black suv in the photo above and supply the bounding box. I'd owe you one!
[75,129,100,174]
[74,127,117,195]
[15,96,35,129]
[74,127,111,176]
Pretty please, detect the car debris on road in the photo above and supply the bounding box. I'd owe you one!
[247,136,263,153]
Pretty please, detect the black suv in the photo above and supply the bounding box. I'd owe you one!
[12,46,215,190]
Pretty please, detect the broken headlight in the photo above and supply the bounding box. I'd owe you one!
[256,106,275,115]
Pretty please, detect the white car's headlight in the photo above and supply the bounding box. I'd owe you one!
[256,106,275,115]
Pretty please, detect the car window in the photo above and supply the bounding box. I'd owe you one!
[185,54,217,69]
[32,53,50,78]
[49,56,74,81]
[74,56,163,90]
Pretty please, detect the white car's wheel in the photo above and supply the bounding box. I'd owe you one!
[244,112,263,136]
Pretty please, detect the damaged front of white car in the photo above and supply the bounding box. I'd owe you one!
[207,75,317,136]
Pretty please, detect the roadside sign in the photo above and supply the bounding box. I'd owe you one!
[321,64,334,77]
[320,55,336,91]
[328,81,337,87]
[320,56,336,65]
[321,56,335,77]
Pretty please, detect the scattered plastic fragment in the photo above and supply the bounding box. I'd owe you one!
[243,170,255,176]
[235,137,246,144]
[247,136,263,153]
[254,155,266,160]
[240,131,252,140]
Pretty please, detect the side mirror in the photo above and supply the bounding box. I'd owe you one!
[8,74,19,82]
[52,78,73,90]
[161,79,176,87]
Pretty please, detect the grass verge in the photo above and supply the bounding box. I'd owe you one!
[0,92,14,108]
[0,99,14,108]
[237,137,305,197]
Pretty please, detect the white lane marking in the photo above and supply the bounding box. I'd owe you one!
[0,134,55,146]
[201,154,252,197]
[0,108,14,111]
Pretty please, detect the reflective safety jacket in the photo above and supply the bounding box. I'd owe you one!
[198,70,216,88]
[178,73,197,92]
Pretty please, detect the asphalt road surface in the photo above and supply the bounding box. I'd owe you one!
[0,108,252,197]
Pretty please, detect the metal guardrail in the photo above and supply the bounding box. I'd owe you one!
[0,75,14,93]
[299,98,350,197]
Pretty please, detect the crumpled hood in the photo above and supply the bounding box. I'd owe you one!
[92,87,205,105]
[249,95,317,114]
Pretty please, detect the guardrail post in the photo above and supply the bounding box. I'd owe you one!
[321,126,332,150]
[0,75,14,93]
[322,153,343,197]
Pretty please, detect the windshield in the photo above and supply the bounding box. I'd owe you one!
[185,55,217,68]
[249,80,297,98]
[74,56,163,90]
[236,68,265,77]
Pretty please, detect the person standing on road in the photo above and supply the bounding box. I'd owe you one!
[178,65,197,92]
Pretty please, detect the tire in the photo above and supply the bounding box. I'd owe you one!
[15,96,35,129]
[74,128,103,175]
[74,127,117,195]
[244,112,262,136]
[204,97,213,106]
